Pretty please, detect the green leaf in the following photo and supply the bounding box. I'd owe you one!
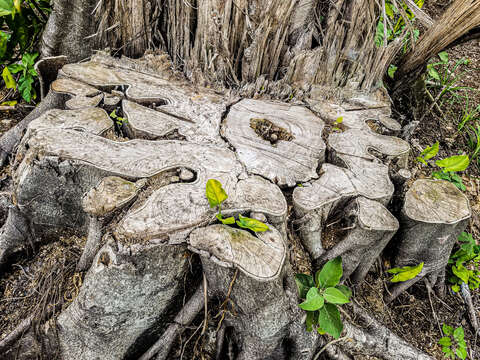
[416,156,427,165]
[109,110,118,119]
[0,0,14,16]
[299,287,325,311]
[435,155,470,172]
[8,64,23,74]
[451,284,460,293]
[456,347,467,360]
[428,67,441,81]
[318,303,343,339]
[438,51,449,63]
[336,116,343,124]
[452,265,470,284]
[295,274,315,299]
[323,287,350,304]
[236,214,269,232]
[442,347,454,356]
[306,311,316,332]
[0,31,9,60]
[335,284,352,299]
[0,100,16,106]
[18,74,34,103]
[421,141,439,160]
[438,337,452,346]
[2,66,15,89]
[453,327,464,342]
[216,213,235,225]
[205,179,228,208]
[387,64,398,79]
[387,262,424,282]
[316,256,343,289]
[443,324,454,336]
[21,52,38,67]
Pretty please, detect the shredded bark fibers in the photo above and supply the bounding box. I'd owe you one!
[250,118,294,145]
[0,236,84,343]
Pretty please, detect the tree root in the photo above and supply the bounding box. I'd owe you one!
[460,282,479,334]
[75,216,104,272]
[138,285,205,360]
[0,314,33,354]
[339,302,434,360]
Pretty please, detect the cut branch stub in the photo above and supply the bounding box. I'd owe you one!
[51,78,103,109]
[223,99,326,186]
[188,224,286,281]
[388,179,471,301]
[77,176,146,272]
[82,176,146,217]
[317,196,399,284]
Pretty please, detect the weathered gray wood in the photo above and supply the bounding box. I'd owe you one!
[387,179,471,301]
[189,224,286,281]
[57,238,189,360]
[223,99,326,186]
[76,176,146,272]
[316,197,399,283]
[51,78,103,109]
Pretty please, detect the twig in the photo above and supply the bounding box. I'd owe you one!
[139,285,205,360]
[201,272,208,335]
[313,337,349,360]
[424,278,442,334]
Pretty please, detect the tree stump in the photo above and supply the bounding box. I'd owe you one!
[0,54,459,360]
[387,179,471,301]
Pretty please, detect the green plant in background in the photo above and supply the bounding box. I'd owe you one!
[416,142,470,191]
[295,257,351,339]
[438,324,467,360]
[205,179,269,232]
[448,232,480,293]
[0,0,50,63]
[2,52,38,102]
[387,262,424,282]
[375,0,423,50]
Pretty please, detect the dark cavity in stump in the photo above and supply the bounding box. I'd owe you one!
[249,117,294,145]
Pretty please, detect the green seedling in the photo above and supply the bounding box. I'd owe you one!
[2,52,38,102]
[295,257,352,339]
[439,324,467,360]
[205,179,269,232]
[448,232,480,293]
[110,110,128,127]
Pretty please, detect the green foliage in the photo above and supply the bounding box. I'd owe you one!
[416,141,439,165]
[387,262,424,282]
[296,257,351,339]
[0,0,50,63]
[109,109,128,127]
[375,0,422,51]
[439,324,467,359]
[2,52,38,102]
[0,1,51,103]
[236,214,269,232]
[416,142,469,191]
[332,116,343,132]
[448,232,480,292]
[205,179,269,233]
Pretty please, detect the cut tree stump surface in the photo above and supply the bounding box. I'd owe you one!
[0,54,458,360]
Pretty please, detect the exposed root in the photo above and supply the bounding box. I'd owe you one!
[76,216,104,272]
[460,282,479,335]
[138,285,205,360]
[340,302,434,360]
